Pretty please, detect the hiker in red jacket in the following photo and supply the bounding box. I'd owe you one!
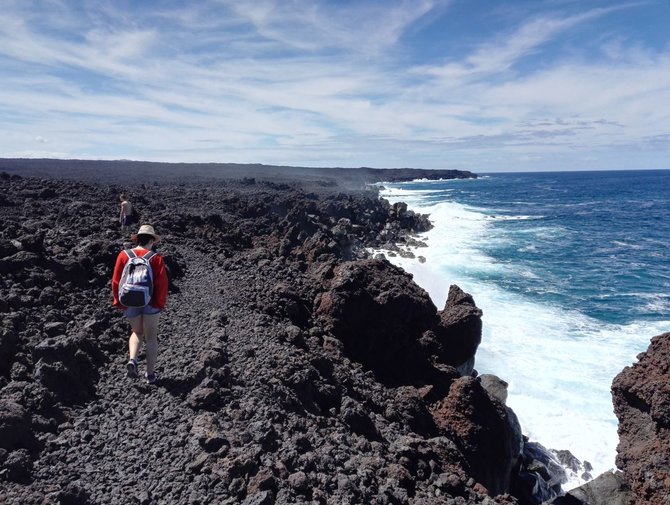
[111,224,168,384]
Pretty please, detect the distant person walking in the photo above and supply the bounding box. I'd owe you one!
[119,193,136,233]
[111,224,168,384]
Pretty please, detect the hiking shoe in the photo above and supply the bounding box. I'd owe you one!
[126,360,138,379]
[144,372,157,385]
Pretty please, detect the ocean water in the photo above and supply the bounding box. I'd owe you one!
[376,170,670,488]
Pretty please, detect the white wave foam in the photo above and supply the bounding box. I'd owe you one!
[381,189,454,199]
[639,294,670,314]
[486,214,545,221]
[611,240,643,249]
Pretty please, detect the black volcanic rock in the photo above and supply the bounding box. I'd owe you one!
[315,259,437,384]
[0,327,17,374]
[32,333,100,404]
[431,285,483,368]
[3,448,33,482]
[0,400,32,450]
[561,471,632,505]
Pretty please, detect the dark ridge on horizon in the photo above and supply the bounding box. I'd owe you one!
[0,157,477,188]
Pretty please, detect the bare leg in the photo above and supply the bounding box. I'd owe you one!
[128,315,144,361]
[142,313,160,375]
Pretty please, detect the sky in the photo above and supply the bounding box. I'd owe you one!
[0,0,669,172]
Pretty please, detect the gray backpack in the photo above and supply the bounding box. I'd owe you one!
[119,249,156,307]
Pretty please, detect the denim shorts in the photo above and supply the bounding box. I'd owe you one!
[123,305,162,318]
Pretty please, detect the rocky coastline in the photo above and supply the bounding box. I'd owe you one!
[0,162,665,504]
[0,159,477,187]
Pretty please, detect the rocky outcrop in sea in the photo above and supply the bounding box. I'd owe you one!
[0,164,660,504]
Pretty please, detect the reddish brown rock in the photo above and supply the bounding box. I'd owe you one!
[612,332,670,504]
[430,376,523,497]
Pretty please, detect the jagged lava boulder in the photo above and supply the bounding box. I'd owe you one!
[314,260,488,386]
[315,258,438,384]
[427,285,483,373]
[430,376,523,497]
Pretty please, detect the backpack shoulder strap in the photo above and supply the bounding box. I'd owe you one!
[143,250,157,262]
[124,249,136,259]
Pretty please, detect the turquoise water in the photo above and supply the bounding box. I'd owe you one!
[378,170,670,487]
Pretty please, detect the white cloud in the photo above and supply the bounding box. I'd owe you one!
[220,0,440,55]
[0,0,667,170]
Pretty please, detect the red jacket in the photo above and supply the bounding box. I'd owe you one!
[111,248,168,310]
